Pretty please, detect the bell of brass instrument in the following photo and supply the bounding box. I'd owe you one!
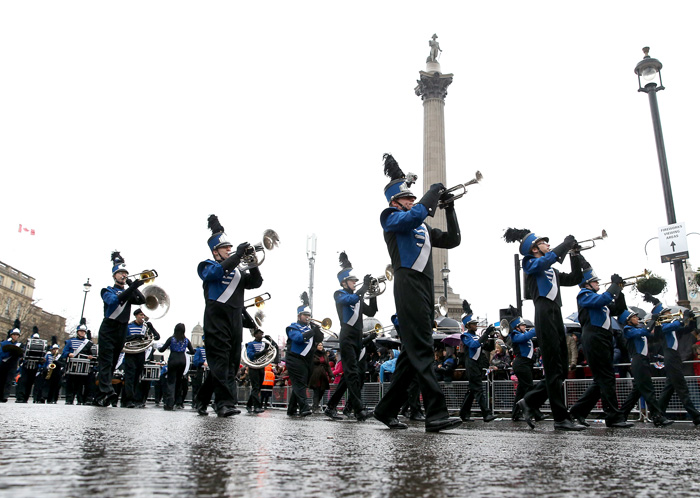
[438,171,483,208]
[241,339,278,369]
[366,265,394,298]
[310,317,338,339]
[498,318,511,338]
[127,269,159,284]
[575,230,608,252]
[123,320,157,354]
[142,285,170,320]
[238,229,280,271]
[45,362,57,380]
[244,292,271,309]
[436,295,448,317]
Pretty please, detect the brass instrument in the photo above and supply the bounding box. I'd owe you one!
[127,269,159,284]
[366,265,394,298]
[238,229,280,271]
[498,318,511,338]
[600,270,650,287]
[310,318,338,339]
[142,285,170,320]
[241,338,278,369]
[438,171,483,208]
[124,270,169,354]
[656,310,685,324]
[45,362,57,380]
[574,230,608,252]
[123,320,158,354]
[436,296,448,317]
[373,323,395,338]
[244,292,271,309]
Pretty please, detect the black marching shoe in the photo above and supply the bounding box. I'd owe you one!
[324,407,343,420]
[164,405,174,411]
[425,417,462,433]
[216,406,237,417]
[574,415,590,427]
[483,414,498,423]
[409,412,425,421]
[460,414,472,422]
[517,399,535,429]
[374,412,408,430]
[693,416,700,426]
[299,409,313,417]
[254,407,265,413]
[553,418,587,431]
[355,409,373,422]
[652,415,672,427]
[532,409,547,422]
[608,420,634,428]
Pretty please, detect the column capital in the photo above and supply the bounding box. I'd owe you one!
[415,71,453,101]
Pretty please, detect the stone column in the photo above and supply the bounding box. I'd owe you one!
[415,62,462,316]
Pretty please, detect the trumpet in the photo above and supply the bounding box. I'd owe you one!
[438,171,483,208]
[244,292,271,309]
[657,310,685,324]
[600,270,650,287]
[309,318,338,339]
[127,269,159,284]
[366,265,394,298]
[238,229,280,271]
[574,230,608,252]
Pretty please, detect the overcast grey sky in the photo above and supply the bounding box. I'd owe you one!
[2,1,699,344]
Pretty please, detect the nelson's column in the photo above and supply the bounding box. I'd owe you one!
[414,34,462,317]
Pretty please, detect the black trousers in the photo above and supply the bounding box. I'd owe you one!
[460,357,490,418]
[197,301,241,411]
[286,353,311,415]
[620,354,664,418]
[400,377,423,415]
[658,349,700,420]
[338,327,364,414]
[43,368,61,403]
[165,356,186,408]
[522,298,570,422]
[327,357,367,411]
[0,358,19,400]
[191,367,205,407]
[122,353,145,406]
[512,355,534,415]
[15,367,38,402]
[569,328,624,425]
[247,368,263,409]
[375,269,448,424]
[65,374,90,404]
[97,319,128,397]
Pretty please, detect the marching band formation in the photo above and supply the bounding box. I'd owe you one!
[2,154,699,433]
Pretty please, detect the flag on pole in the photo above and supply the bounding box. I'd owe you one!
[18,224,36,235]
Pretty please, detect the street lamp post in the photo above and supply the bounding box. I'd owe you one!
[634,47,689,306]
[441,263,450,301]
[80,278,92,322]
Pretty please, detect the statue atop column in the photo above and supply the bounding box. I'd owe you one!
[427,34,442,63]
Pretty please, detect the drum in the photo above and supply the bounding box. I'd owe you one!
[141,363,161,381]
[24,339,47,360]
[66,357,91,376]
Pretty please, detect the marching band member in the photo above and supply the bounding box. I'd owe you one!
[62,324,95,405]
[15,326,42,403]
[122,309,160,408]
[245,328,267,413]
[191,342,207,409]
[459,301,497,423]
[505,228,584,431]
[617,309,673,426]
[373,154,462,432]
[41,342,62,404]
[509,317,538,421]
[195,215,262,417]
[568,266,632,428]
[333,252,378,421]
[94,251,146,407]
[647,295,700,425]
[285,293,323,417]
[159,323,195,410]
[0,321,23,402]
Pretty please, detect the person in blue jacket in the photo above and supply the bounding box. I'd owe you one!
[94,251,146,407]
[617,309,672,426]
[195,215,262,417]
[0,321,23,402]
[373,154,462,433]
[459,301,497,423]
[245,328,267,413]
[509,316,538,421]
[505,228,584,431]
[568,265,632,428]
[190,343,207,408]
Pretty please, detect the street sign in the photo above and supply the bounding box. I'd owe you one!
[658,222,689,263]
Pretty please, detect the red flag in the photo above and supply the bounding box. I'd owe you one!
[18,224,36,235]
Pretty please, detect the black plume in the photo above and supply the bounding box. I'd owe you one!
[111,251,124,265]
[383,153,405,181]
[32,326,38,334]
[503,228,531,244]
[338,251,352,270]
[462,300,473,314]
[51,335,58,346]
[13,319,20,329]
[80,317,86,326]
[299,291,310,308]
[643,292,660,306]
[508,305,519,317]
[86,330,92,341]
[207,214,225,234]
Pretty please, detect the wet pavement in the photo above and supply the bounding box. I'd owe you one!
[1,403,699,498]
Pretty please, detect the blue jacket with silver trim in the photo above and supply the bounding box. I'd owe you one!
[197,261,262,308]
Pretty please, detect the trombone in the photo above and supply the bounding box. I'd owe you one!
[438,171,483,208]
[244,292,271,309]
[310,318,338,339]
[127,269,158,284]
[600,270,650,287]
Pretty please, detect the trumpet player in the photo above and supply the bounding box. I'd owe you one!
[94,252,146,407]
[373,154,461,433]
[568,267,632,428]
[504,228,584,431]
[196,215,262,417]
[333,252,378,422]
[617,310,672,426]
[122,309,160,408]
